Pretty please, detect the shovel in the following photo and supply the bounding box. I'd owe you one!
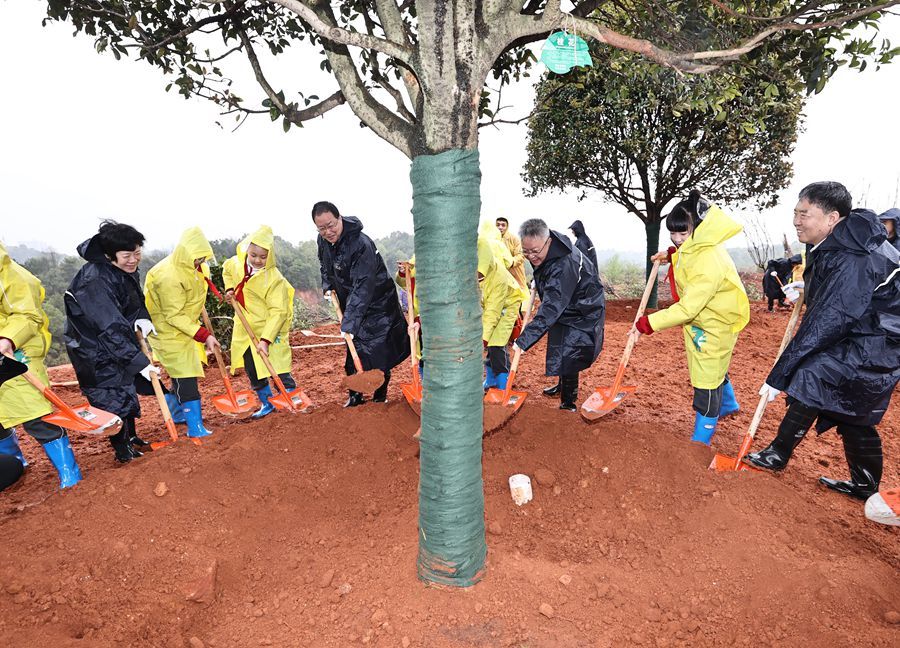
[232,300,312,413]
[581,259,661,420]
[710,293,805,472]
[299,329,343,339]
[200,307,259,418]
[399,282,423,415]
[483,286,537,433]
[2,353,122,435]
[330,294,385,394]
[135,330,181,450]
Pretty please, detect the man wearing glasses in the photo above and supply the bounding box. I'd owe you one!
[513,219,606,412]
[313,201,410,407]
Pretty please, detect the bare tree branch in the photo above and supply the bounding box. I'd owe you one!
[373,0,422,107]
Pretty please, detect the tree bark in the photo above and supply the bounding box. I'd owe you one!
[644,216,662,309]
[411,148,486,587]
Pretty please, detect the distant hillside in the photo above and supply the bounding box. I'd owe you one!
[6,244,50,263]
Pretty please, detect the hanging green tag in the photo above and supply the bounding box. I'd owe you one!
[540,30,593,74]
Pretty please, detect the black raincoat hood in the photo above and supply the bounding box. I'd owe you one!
[818,209,886,255]
[77,235,110,264]
[569,220,587,237]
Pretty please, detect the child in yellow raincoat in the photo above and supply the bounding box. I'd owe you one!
[0,242,82,488]
[144,227,220,438]
[478,222,528,390]
[222,226,296,419]
[631,190,750,444]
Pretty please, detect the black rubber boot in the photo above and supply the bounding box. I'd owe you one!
[559,375,578,412]
[344,391,365,408]
[542,381,561,398]
[819,426,882,501]
[108,428,133,464]
[123,416,146,456]
[745,403,814,471]
[372,369,391,403]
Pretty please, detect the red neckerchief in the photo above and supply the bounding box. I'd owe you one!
[232,261,254,308]
[666,246,680,302]
[201,271,224,302]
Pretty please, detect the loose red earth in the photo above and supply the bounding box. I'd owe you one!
[1,299,898,647]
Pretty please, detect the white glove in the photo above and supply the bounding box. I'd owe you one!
[781,281,804,303]
[758,382,781,403]
[134,318,156,337]
[512,342,523,354]
[341,331,354,341]
[324,292,333,303]
[140,364,161,381]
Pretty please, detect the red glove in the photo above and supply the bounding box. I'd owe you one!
[193,327,211,343]
[635,316,654,336]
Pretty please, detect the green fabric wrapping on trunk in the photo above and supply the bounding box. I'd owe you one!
[411,148,486,587]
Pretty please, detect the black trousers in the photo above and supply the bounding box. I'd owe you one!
[0,419,64,444]
[170,377,201,404]
[486,346,510,374]
[243,348,296,392]
[692,377,730,417]
[0,454,23,492]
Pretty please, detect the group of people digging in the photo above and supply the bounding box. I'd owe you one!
[1,183,898,513]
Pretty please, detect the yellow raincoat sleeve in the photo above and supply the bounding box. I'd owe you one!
[481,279,505,342]
[648,262,722,332]
[260,278,293,343]
[146,280,202,339]
[222,256,241,292]
[0,283,43,350]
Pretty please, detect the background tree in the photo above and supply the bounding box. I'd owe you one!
[40,0,899,586]
[523,44,803,306]
[744,213,776,271]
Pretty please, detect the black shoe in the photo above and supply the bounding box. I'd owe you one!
[542,382,561,397]
[108,431,133,464]
[344,392,365,408]
[559,375,579,411]
[130,434,150,449]
[818,476,878,501]
[372,370,390,403]
[820,426,882,501]
[372,394,388,404]
[559,402,577,412]
[745,445,790,471]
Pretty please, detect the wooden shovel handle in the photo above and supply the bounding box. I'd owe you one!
[200,307,239,405]
[405,282,420,391]
[330,294,365,374]
[232,300,295,408]
[609,259,661,393]
[733,293,805,467]
[135,331,179,442]
[503,286,538,402]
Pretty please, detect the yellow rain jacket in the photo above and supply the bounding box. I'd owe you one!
[394,255,422,360]
[501,229,528,290]
[647,205,750,389]
[0,242,54,428]
[144,227,215,379]
[478,223,528,347]
[222,226,294,378]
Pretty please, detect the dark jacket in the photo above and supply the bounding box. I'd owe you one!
[64,235,149,417]
[767,209,900,428]
[317,216,409,372]
[762,255,801,300]
[517,230,606,376]
[880,208,900,251]
[569,220,599,270]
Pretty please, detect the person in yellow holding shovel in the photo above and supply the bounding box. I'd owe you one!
[0,241,82,488]
[144,227,220,438]
[630,190,749,445]
[478,222,527,391]
[395,256,423,376]
[222,226,297,419]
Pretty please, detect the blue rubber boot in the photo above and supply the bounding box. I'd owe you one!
[719,381,740,417]
[164,393,186,424]
[41,434,82,489]
[483,366,497,391]
[182,400,214,438]
[691,413,719,445]
[495,372,510,391]
[252,385,276,420]
[0,428,27,467]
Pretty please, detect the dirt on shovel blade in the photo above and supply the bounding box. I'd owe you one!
[483,402,515,433]
[342,369,385,393]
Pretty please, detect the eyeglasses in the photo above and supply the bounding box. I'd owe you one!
[316,219,341,234]
[522,237,550,258]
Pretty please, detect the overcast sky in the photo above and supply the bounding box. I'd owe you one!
[1,3,898,256]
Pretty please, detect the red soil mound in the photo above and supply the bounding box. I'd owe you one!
[1,300,897,647]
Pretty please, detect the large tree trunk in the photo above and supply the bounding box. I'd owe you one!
[644,217,662,309]
[411,148,486,587]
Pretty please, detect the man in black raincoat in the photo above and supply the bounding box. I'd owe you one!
[568,219,599,270]
[515,219,606,411]
[313,201,409,407]
[748,182,900,500]
[64,221,160,463]
[761,254,802,311]
[879,208,900,251]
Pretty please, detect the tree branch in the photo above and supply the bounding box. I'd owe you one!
[373,0,422,107]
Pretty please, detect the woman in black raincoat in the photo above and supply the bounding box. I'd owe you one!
[749,182,900,500]
[64,221,158,463]
[314,202,409,407]
[515,219,606,411]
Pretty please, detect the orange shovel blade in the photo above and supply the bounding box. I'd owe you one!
[580,385,637,421]
[400,382,422,416]
[483,388,527,433]
[212,389,259,419]
[269,388,312,413]
[708,453,761,472]
[43,404,123,436]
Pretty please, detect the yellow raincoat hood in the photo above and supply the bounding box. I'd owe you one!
[477,222,527,345]
[647,205,750,389]
[172,226,215,273]
[238,225,277,271]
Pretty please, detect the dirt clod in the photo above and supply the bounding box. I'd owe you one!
[184,560,218,605]
[539,603,555,618]
[534,468,556,487]
[153,482,169,497]
[319,569,335,589]
[885,610,900,624]
[189,637,205,648]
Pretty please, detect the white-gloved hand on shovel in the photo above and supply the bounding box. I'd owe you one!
[758,383,782,403]
[781,280,805,303]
